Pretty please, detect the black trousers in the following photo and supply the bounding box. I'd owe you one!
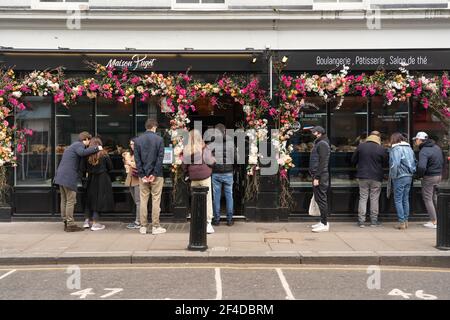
[313,174,329,225]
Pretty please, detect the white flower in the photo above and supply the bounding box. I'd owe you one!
[12,91,22,98]
[248,155,258,164]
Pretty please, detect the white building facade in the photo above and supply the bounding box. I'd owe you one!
[1,0,449,221]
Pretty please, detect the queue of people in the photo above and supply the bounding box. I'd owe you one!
[53,120,444,235]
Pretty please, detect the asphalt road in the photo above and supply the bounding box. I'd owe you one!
[0,264,449,300]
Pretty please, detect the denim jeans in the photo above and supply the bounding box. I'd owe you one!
[212,173,234,222]
[392,176,413,223]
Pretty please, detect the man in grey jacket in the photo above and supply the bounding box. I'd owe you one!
[413,131,444,229]
[54,131,101,232]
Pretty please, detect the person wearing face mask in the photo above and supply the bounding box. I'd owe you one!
[309,126,331,233]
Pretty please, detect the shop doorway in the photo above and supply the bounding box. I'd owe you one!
[188,97,246,216]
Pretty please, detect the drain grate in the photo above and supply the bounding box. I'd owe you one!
[264,238,293,244]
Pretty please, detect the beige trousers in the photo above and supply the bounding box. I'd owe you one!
[60,186,77,226]
[139,177,164,228]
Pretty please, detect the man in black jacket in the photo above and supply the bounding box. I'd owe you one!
[211,124,235,226]
[134,118,166,235]
[414,132,444,229]
[351,131,388,227]
[309,126,331,233]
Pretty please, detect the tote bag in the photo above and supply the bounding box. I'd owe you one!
[309,195,320,216]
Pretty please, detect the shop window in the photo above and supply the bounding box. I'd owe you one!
[371,96,410,185]
[413,98,450,185]
[289,97,327,186]
[56,96,93,169]
[371,96,409,147]
[330,96,368,186]
[15,97,52,186]
[96,97,133,187]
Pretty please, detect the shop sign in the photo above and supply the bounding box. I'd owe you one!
[106,55,157,71]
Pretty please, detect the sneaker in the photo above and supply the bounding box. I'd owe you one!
[65,224,84,232]
[311,222,323,229]
[358,222,365,228]
[152,226,167,235]
[126,222,140,229]
[370,221,382,227]
[394,222,406,230]
[211,220,220,226]
[312,223,330,233]
[139,226,147,234]
[83,219,91,229]
[91,223,105,231]
[207,223,215,234]
[423,222,437,229]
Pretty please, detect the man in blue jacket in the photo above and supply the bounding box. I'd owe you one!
[54,131,101,232]
[414,132,444,229]
[134,118,166,235]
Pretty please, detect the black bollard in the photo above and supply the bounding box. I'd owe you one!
[436,186,450,250]
[188,186,209,251]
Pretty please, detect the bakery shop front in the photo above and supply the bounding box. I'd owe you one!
[1,49,449,222]
[2,50,267,221]
[277,49,450,221]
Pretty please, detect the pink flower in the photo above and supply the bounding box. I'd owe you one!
[210,96,218,106]
[17,103,26,111]
[8,98,18,106]
[269,108,277,117]
[422,97,429,109]
[130,76,141,85]
[0,90,5,96]
[17,144,23,153]
[89,83,100,91]
[386,91,394,102]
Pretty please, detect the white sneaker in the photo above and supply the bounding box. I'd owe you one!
[152,226,167,235]
[207,223,215,234]
[139,226,147,234]
[311,222,323,229]
[423,222,437,229]
[83,219,91,229]
[312,223,330,233]
[90,223,105,231]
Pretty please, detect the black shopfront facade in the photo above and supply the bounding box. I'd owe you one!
[1,49,449,222]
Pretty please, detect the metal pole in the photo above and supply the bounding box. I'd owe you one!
[188,185,209,251]
[436,186,450,250]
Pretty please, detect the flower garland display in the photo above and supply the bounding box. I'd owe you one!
[2,62,450,210]
[0,69,33,203]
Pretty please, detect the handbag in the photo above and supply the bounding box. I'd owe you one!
[131,167,139,178]
[308,195,320,216]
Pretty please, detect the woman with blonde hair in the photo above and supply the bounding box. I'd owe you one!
[80,137,114,231]
[123,137,141,229]
[182,129,216,234]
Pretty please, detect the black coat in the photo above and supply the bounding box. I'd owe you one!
[417,139,444,177]
[81,155,114,213]
[352,141,388,182]
[309,135,330,179]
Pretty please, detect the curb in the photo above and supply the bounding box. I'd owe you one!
[1,251,450,267]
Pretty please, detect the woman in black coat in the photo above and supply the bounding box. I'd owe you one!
[80,137,114,231]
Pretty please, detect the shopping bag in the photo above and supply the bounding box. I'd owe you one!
[308,195,320,216]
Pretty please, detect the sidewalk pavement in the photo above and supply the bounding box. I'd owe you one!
[1,221,449,267]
